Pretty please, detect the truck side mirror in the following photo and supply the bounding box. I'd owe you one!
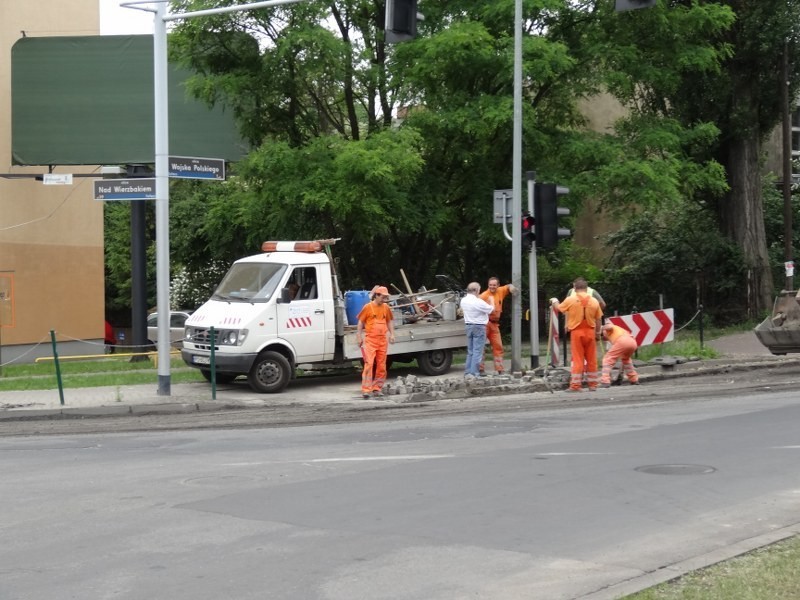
[279,287,292,304]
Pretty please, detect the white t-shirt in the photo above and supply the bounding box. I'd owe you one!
[460,293,494,325]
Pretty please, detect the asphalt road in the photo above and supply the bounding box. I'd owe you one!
[2,367,800,600]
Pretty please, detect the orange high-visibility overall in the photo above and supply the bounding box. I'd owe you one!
[479,285,512,374]
[357,301,393,394]
[555,292,602,390]
[601,324,639,384]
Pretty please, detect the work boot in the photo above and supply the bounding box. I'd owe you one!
[362,393,371,399]
[372,390,384,397]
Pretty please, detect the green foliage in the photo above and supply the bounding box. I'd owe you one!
[103,201,157,320]
[536,244,606,300]
[170,263,229,310]
[601,202,745,323]
[97,0,800,324]
[762,175,800,291]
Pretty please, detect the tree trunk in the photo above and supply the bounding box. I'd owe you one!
[720,134,773,318]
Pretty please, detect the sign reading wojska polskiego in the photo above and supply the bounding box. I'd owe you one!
[168,156,225,181]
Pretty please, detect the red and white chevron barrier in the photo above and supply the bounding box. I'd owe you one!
[608,309,674,347]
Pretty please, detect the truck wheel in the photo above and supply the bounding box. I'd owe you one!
[200,370,238,384]
[417,349,452,376]
[247,351,292,393]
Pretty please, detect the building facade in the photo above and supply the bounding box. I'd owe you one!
[1,0,105,362]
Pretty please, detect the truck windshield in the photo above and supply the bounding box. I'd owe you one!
[212,263,287,302]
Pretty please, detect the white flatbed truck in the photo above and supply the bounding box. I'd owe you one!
[181,239,467,393]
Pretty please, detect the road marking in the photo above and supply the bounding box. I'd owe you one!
[221,454,454,466]
[308,454,454,462]
[536,452,616,456]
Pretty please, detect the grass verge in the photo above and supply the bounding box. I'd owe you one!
[0,356,205,391]
[623,535,800,599]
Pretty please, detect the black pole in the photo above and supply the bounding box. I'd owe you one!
[782,38,794,292]
[128,164,153,362]
[130,199,149,361]
[698,304,704,350]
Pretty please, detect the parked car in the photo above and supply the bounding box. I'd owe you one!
[147,311,192,346]
[104,320,117,354]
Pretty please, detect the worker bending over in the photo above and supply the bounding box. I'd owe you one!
[599,323,639,388]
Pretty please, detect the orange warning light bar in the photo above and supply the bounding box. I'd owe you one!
[261,241,322,253]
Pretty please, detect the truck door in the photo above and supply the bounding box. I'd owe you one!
[277,266,332,361]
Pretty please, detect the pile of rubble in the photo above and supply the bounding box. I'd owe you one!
[379,371,561,402]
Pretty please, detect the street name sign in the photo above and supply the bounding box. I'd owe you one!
[43,174,73,185]
[168,156,225,180]
[93,178,156,201]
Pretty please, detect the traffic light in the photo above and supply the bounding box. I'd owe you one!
[615,0,656,11]
[534,183,572,250]
[521,211,534,252]
[385,0,420,43]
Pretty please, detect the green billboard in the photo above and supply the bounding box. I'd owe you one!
[11,35,248,165]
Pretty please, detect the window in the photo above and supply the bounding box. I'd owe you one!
[287,267,318,301]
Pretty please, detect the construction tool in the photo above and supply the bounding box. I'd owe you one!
[541,309,556,394]
[400,269,421,314]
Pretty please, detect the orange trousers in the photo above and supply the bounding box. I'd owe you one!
[569,326,598,390]
[361,336,388,394]
[480,321,505,373]
[601,336,638,384]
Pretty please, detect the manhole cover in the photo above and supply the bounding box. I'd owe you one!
[635,464,716,476]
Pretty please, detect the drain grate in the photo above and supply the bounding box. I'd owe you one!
[635,464,716,476]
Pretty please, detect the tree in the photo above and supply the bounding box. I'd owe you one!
[593,0,800,316]
[165,0,615,288]
[145,0,749,320]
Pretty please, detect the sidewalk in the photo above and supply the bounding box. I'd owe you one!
[0,330,795,419]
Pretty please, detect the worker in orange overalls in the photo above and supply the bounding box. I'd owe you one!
[599,322,639,387]
[479,277,516,375]
[355,286,395,399]
[550,277,603,392]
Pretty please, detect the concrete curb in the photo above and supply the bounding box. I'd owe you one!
[2,356,797,422]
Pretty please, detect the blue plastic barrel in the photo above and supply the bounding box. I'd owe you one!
[345,290,371,325]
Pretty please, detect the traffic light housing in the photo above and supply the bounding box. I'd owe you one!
[521,211,534,252]
[385,0,419,43]
[615,0,656,11]
[534,183,571,250]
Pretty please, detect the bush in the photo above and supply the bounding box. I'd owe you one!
[600,203,746,325]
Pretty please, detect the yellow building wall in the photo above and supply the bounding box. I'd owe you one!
[574,94,628,255]
[0,1,105,350]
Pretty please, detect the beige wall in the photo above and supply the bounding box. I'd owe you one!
[0,1,105,350]
[573,94,628,254]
